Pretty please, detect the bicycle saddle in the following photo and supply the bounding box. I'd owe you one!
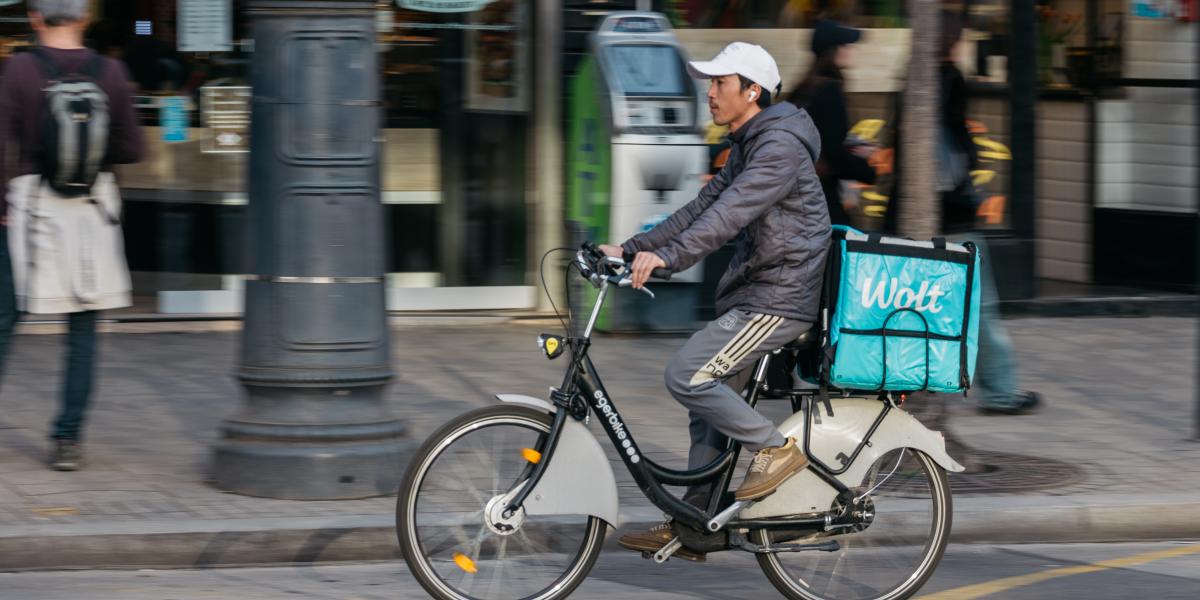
[782,327,818,351]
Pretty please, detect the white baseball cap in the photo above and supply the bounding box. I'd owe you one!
[686,42,782,96]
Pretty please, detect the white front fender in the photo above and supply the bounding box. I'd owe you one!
[496,394,621,526]
[743,397,963,519]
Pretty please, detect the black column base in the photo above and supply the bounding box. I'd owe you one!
[211,383,410,500]
[212,435,411,500]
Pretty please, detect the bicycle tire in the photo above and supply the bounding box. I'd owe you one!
[397,404,608,600]
[754,449,952,600]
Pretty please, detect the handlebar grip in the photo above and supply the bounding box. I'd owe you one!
[651,268,672,281]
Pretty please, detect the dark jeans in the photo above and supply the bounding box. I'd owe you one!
[957,234,1022,408]
[0,226,98,441]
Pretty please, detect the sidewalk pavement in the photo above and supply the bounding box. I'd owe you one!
[0,315,1197,570]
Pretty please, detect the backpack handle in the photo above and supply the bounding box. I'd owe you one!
[876,308,933,392]
[28,47,60,80]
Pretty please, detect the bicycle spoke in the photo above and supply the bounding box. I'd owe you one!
[490,536,508,598]
[426,471,493,508]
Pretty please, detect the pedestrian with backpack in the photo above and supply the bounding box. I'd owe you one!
[0,0,144,470]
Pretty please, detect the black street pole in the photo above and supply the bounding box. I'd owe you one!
[1194,10,1199,442]
[1008,0,1037,301]
[212,0,407,499]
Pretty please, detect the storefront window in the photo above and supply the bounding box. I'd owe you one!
[2,0,533,313]
[1096,13,1198,213]
[382,0,530,291]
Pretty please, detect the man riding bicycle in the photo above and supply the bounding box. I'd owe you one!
[599,42,831,561]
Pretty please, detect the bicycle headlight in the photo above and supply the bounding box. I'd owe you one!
[537,334,566,360]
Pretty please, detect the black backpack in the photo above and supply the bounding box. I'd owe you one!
[30,48,111,198]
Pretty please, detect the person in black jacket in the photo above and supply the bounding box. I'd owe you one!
[788,20,876,226]
[883,12,978,236]
[886,11,1041,415]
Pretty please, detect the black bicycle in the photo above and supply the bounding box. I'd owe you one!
[396,243,960,600]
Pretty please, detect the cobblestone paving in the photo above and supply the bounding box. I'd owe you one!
[0,317,1195,527]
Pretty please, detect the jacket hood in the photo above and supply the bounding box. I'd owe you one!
[731,101,821,163]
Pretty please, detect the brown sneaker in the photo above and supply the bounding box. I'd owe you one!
[735,437,809,501]
[616,521,706,562]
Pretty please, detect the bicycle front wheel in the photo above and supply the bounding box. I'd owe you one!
[755,449,952,600]
[397,405,607,600]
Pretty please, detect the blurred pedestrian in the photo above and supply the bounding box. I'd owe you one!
[787,19,876,226]
[0,0,144,470]
[885,9,1040,415]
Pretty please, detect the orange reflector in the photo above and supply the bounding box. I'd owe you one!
[522,448,542,464]
[453,553,478,574]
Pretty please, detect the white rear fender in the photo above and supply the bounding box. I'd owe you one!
[496,394,621,526]
[742,397,963,519]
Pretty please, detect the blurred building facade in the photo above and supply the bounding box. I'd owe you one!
[0,0,1195,316]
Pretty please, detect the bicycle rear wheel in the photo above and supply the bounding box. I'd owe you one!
[397,405,607,600]
[755,449,952,600]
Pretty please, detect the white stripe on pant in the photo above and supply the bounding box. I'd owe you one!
[664,309,812,500]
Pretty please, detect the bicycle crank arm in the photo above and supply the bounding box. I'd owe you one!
[653,537,684,564]
[707,499,754,532]
[739,540,841,554]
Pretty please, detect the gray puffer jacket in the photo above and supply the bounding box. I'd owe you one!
[622,101,831,322]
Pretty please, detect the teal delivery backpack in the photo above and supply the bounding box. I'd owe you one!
[823,227,981,393]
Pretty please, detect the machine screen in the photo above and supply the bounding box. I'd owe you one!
[604,45,688,97]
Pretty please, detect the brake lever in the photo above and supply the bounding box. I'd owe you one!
[615,276,656,299]
[598,255,627,271]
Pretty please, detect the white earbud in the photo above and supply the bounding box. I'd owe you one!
[749,91,757,101]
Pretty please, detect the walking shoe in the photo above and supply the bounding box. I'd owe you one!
[617,521,707,562]
[979,391,1041,416]
[49,439,83,471]
[735,437,808,501]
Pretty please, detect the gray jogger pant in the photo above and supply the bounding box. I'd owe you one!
[664,309,811,499]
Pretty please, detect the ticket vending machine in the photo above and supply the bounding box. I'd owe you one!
[566,12,709,332]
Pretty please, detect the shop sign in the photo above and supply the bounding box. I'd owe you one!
[178,0,233,52]
[397,0,495,13]
[160,96,189,143]
[200,85,250,154]
[1132,0,1173,18]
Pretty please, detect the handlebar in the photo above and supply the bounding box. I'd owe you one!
[624,255,674,282]
[577,242,671,298]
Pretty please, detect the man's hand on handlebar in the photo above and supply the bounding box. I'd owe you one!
[597,244,624,258]
[629,251,667,290]
[577,242,671,295]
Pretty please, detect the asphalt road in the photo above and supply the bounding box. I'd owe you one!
[1,541,1196,599]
